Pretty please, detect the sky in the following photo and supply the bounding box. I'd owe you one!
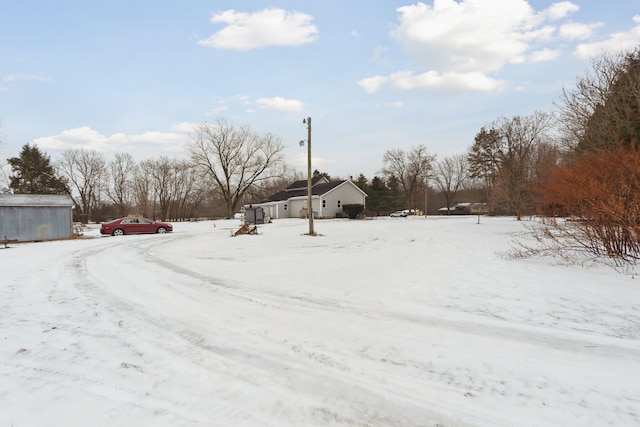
[1,0,640,179]
[2,216,640,426]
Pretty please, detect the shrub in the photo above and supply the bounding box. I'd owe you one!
[535,147,640,264]
[342,204,364,219]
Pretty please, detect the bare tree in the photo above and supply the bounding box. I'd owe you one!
[168,159,208,220]
[469,113,555,219]
[432,154,469,214]
[188,118,287,217]
[145,156,175,220]
[492,112,556,220]
[133,160,154,218]
[0,119,5,193]
[105,154,208,221]
[57,148,107,222]
[0,161,10,193]
[145,157,208,221]
[107,153,137,217]
[130,157,180,220]
[382,145,435,212]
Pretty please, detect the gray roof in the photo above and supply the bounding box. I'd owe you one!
[0,194,75,207]
[260,180,350,203]
[285,176,327,190]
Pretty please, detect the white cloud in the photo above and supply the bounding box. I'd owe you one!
[34,125,193,156]
[542,1,579,21]
[0,73,51,90]
[359,0,589,94]
[254,97,303,112]
[574,15,640,59]
[521,25,556,42]
[389,70,505,93]
[390,0,540,73]
[2,73,51,83]
[559,21,602,40]
[204,105,229,117]
[376,101,404,108]
[199,8,318,50]
[529,48,561,63]
[1,75,15,92]
[292,152,331,171]
[35,127,108,151]
[357,76,388,94]
[370,46,390,65]
[172,122,200,134]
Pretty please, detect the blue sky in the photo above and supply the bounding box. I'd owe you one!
[1,0,639,179]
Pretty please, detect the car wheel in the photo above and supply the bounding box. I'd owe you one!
[112,228,125,236]
[157,227,167,233]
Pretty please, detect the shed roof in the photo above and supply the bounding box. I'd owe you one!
[0,194,75,207]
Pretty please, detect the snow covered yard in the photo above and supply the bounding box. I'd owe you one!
[1,216,639,426]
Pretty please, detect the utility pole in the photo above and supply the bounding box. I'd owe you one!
[424,175,429,218]
[302,117,314,235]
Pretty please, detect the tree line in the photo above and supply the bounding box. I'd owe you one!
[2,47,640,262]
[1,118,296,222]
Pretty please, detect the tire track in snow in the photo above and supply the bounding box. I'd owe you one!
[123,231,640,426]
[67,233,469,427]
[121,234,640,364]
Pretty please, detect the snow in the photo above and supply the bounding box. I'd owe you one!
[1,216,639,426]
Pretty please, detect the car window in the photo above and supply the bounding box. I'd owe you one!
[139,218,153,224]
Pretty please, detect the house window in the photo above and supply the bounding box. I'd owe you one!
[322,200,326,208]
[284,204,288,211]
[337,200,341,208]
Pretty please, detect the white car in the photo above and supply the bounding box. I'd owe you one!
[390,210,408,217]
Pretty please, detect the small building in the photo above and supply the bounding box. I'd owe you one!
[244,206,266,224]
[438,202,488,215]
[249,177,367,219]
[0,194,75,242]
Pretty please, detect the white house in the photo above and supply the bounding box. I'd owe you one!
[249,177,367,219]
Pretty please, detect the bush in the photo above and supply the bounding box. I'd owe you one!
[342,204,364,219]
[535,147,640,264]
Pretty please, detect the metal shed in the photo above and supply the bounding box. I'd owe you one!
[0,194,75,242]
[244,206,266,224]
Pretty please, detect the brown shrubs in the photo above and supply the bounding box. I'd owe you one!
[537,148,640,263]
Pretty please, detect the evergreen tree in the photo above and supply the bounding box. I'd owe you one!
[354,173,368,192]
[559,48,640,154]
[8,144,68,194]
[312,169,331,181]
[386,175,406,211]
[366,176,390,216]
[468,127,501,189]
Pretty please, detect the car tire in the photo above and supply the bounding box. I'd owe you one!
[157,227,167,233]
[112,228,124,236]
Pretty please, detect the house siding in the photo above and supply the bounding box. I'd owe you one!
[247,179,367,220]
[289,198,319,218]
[321,183,366,218]
[277,201,288,219]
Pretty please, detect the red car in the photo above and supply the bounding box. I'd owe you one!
[100,217,173,236]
